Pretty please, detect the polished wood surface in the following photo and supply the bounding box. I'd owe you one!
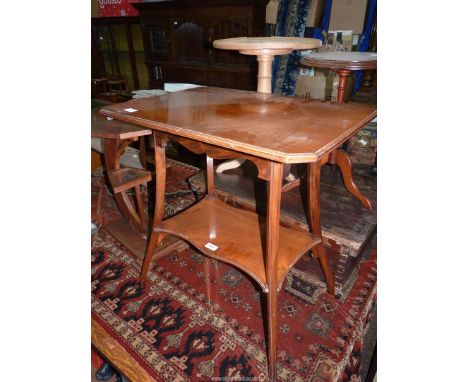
[91,110,152,140]
[213,36,322,51]
[106,219,189,260]
[301,52,377,71]
[107,167,151,194]
[213,37,321,178]
[99,87,377,163]
[158,195,320,292]
[214,37,321,93]
[189,163,377,297]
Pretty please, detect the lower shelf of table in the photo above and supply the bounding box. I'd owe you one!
[156,195,321,292]
[108,167,152,193]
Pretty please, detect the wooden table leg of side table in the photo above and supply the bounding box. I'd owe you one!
[307,161,335,295]
[140,134,167,287]
[327,70,373,211]
[336,69,352,104]
[256,54,275,93]
[265,161,283,382]
[336,69,354,153]
[102,138,148,237]
[335,149,372,210]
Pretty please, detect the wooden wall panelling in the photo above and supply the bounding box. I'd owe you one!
[134,0,268,90]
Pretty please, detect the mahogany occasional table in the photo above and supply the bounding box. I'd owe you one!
[99,87,376,382]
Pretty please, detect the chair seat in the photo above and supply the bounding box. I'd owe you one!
[107,167,151,194]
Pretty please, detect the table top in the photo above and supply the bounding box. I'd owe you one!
[213,37,322,52]
[301,51,377,71]
[91,109,152,140]
[99,87,376,163]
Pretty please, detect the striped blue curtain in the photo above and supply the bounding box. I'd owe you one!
[308,0,332,42]
[271,0,312,95]
[354,0,377,92]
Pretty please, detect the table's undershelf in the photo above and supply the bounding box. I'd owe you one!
[156,195,321,292]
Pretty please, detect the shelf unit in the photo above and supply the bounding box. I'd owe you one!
[157,195,320,292]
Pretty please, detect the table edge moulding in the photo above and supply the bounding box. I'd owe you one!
[98,87,377,163]
[301,51,377,71]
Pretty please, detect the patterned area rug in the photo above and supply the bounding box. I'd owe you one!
[92,232,376,382]
[91,158,376,381]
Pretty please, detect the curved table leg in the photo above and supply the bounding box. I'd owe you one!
[102,138,148,238]
[307,162,335,296]
[334,149,372,210]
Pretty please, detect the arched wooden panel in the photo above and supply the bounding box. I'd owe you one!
[173,22,205,63]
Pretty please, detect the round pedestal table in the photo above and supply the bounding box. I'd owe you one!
[301,51,377,209]
[213,36,322,93]
[301,51,377,103]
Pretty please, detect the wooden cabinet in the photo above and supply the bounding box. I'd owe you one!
[133,0,268,90]
[92,16,149,92]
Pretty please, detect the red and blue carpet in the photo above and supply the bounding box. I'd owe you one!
[91,159,376,382]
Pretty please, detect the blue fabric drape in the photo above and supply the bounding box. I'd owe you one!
[270,0,375,95]
[308,0,332,42]
[353,0,376,93]
[271,0,312,95]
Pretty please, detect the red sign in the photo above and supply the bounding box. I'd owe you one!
[98,0,141,17]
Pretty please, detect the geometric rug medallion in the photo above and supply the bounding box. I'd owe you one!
[92,228,377,382]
